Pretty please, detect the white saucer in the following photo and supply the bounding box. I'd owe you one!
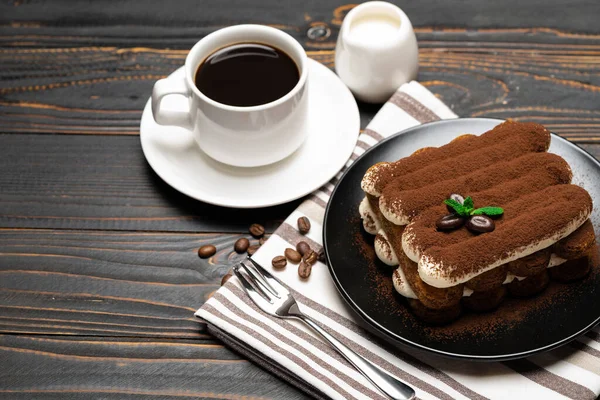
[140,58,359,208]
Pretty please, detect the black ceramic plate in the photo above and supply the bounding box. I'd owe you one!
[324,118,600,361]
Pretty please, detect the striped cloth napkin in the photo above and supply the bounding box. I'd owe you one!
[196,81,600,400]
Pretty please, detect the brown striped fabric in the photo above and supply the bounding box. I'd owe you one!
[319,186,333,196]
[355,140,372,151]
[570,340,600,359]
[284,287,485,400]
[363,128,385,142]
[503,358,597,399]
[219,285,457,400]
[389,91,441,123]
[585,330,600,342]
[209,290,386,400]
[549,345,600,376]
[307,194,327,209]
[197,81,600,400]
[277,222,322,252]
[202,303,370,400]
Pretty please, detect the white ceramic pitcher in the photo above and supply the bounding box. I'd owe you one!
[335,1,418,103]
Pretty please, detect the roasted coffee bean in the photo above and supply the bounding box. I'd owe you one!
[298,260,312,279]
[221,273,233,286]
[249,223,265,238]
[303,249,318,265]
[297,216,311,234]
[466,215,495,233]
[436,214,465,231]
[247,244,260,256]
[284,248,302,263]
[296,241,311,256]
[259,237,267,246]
[198,245,217,258]
[234,238,250,253]
[446,193,465,212]
[272,255,287,269]
[450,193,465,204]
[317,248,326,263]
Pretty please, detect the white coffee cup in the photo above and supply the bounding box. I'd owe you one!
[151,25,309,167]
[335,1,418,103]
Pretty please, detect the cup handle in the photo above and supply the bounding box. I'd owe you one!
[151,75,193,130]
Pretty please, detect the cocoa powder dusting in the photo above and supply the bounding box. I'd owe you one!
[354,227,405,317]
[426,246,600,340]
[370,242,599,341]
[380,152,571,221]
[356,119,600,345]
[371,121,550,195]
[407,184,592,283]
[375,233,394,260]
[353,208,600,344]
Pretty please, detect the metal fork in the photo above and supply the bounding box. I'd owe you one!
[233,258,416,400]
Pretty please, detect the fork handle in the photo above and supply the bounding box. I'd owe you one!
[296,314,415,400]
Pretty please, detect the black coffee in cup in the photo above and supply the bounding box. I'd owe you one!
[194,43,299,107]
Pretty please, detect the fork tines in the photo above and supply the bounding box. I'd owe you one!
[233,258,288,303]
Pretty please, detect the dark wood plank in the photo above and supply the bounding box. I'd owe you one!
[0,229,258,337]
[0,1,599,399]
[0,334,310,399]
[579,144,600,160]
[1,2,600,139]
[0,135,598,233]
[2,0,600,38]
[2,38,600,139]
[0,133,300,232]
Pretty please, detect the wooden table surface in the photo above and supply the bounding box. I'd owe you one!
[1,0,599,398]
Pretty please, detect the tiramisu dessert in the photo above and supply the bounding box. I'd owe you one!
[359,121,596,324]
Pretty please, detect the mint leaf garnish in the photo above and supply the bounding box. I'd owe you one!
[442,195,502,232]
[444,199,469,217]
[463,196,474,210]
[471,206,504,216]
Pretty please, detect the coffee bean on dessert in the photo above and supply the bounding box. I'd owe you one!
[446,193,465,212]
[198,245,216,258]
[220,273,232,286]
[297,216,311,234]
[247,244,260,256]
[436,214,465,231]
[298,260,312,279]
[449,193,465,204]
[466,215,495,233]
[303,249,318,265]
[284,248,302,263]
[234,238,250,253]
[272,255,287,269]
[317,248,326,263]
[296,241,311,256]
[249,223,265,238]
